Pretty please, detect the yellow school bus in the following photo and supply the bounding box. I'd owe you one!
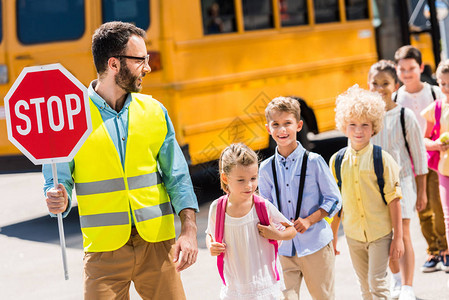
[0,0,377,167]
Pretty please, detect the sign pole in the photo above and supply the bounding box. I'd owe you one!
[4,63,91,280]
[51,162,69,280]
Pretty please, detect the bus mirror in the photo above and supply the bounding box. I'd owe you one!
[0,65,8,84]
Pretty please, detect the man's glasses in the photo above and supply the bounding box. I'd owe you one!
[114,54,150,66]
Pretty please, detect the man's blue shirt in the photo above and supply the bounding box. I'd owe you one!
[258,142,341,257]
[43,81,198,217]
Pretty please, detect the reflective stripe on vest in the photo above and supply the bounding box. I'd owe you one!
[75,172,162,195]
[80,202,173,228]
[134,201,173,223]
[80,212,129,228]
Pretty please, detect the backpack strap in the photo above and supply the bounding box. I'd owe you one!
[271,151,309,220]
[334,147,347,191]
[372,145,387,205]
[271,156,282,211]
[433,99,442,138]
[400,107,411,157]
[334,147,347,217]
[296,151,309,220]
[431,85,437,100]
[215,195,228,285]
[253,194,280,282]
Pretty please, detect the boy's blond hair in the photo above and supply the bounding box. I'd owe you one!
[335,85,385,135]
[265,97,301,122]
[219,143,258,193]
[436,59,449,79]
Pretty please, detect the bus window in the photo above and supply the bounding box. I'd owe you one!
[279,0,308,27]
[345,0,369,20]
[102,0,150,31]
[17,0,85,45]
[201,0,237,35]
[242,0,274,31]
[314,0,340,24]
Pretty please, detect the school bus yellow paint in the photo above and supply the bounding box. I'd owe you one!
[0,0,376,165]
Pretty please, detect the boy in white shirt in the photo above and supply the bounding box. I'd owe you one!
[393,45,446,299]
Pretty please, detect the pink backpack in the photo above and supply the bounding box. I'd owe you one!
[214,194,280,285]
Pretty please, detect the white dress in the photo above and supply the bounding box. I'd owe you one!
[206,198,292,300]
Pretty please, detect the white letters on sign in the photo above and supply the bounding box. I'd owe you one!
[15,100,31,135]
[15,94,82,135]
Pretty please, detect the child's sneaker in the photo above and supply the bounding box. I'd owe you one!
[420,255,441,273]
[441,254,449,273]
[390,276,401,299]
[398,286,416,300]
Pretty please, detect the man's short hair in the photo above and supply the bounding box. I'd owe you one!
[92,21,146,74]
[265,97,301,122]
[394,45,422,66]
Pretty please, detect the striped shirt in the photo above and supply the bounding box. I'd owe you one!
[371,105,428,178]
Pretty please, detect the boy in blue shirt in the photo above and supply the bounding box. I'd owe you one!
[258,96,342,300]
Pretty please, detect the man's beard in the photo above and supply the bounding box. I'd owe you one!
[115,63,143,93]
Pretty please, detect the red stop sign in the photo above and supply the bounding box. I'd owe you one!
[4,64,92,165]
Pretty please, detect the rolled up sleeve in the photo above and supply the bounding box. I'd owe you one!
[314,156,342,218]
[382,151,402,204]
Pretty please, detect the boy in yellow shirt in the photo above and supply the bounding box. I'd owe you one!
[330,85,404,299]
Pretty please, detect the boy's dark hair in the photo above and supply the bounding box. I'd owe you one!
[394,45,422,66]
[92,21,146,74]
[369,60,399,83]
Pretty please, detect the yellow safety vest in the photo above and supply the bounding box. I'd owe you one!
[73,93,175,252]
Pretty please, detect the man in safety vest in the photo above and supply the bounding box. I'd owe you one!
[43,21,199,299]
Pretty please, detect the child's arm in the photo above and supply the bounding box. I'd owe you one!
[404,111,428,212]
[388,198,404,260]
[424,120,449,151]
[293,208,328,234]
[330,212,341,255]
[415,174,427,212]
[206,234,226,256]
[257,221,297,241]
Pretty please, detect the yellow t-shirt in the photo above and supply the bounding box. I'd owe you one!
[421,101,449,176]
[329,143,402,243]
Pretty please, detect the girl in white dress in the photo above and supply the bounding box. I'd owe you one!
[206,143,296,300]
[369,60,428,299]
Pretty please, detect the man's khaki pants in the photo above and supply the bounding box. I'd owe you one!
[417,169,447,255]
[280,242,335,300]
[83,228,185,300]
